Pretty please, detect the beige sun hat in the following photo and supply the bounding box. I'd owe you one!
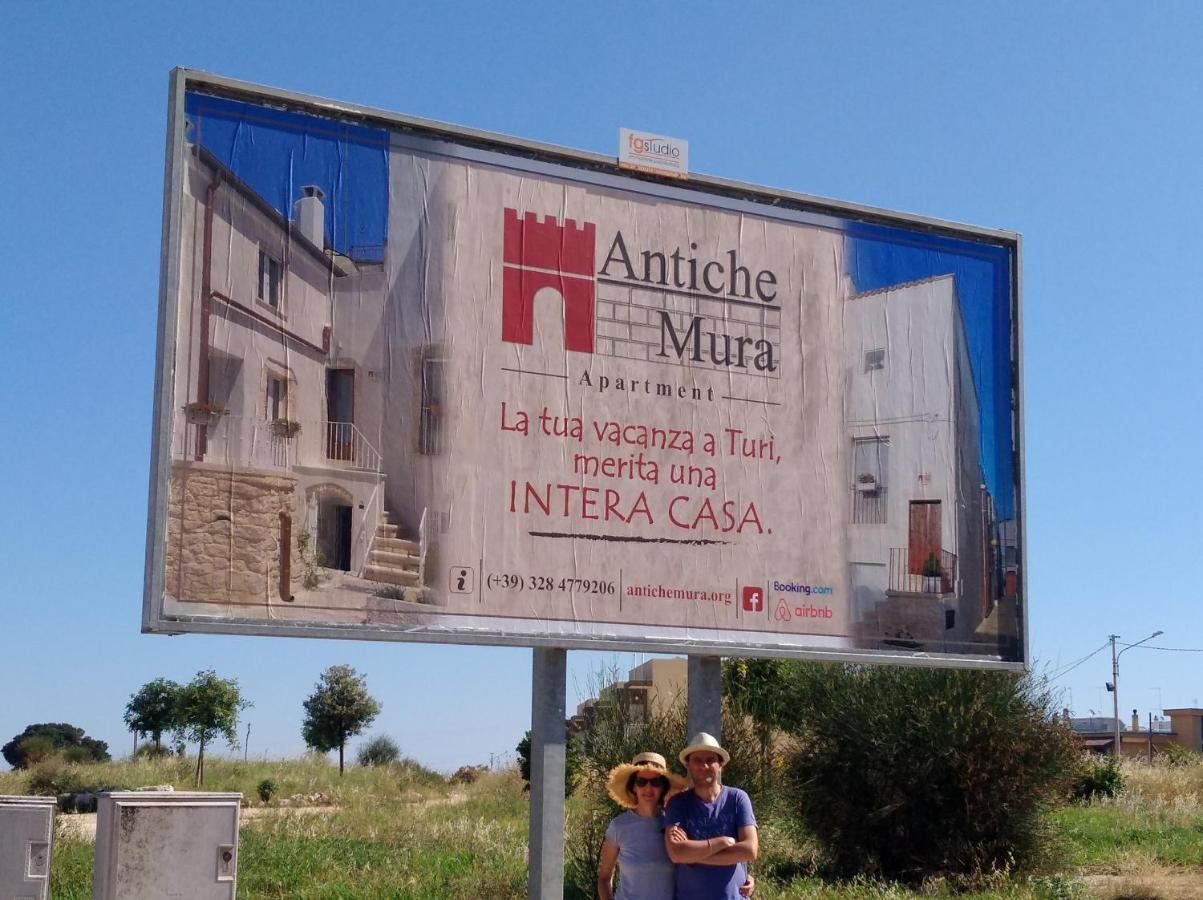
[605,752,688,809]
[678,732,730,766]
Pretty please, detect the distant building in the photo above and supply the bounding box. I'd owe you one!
[570,658,687,736]
[1072,707,1203,757]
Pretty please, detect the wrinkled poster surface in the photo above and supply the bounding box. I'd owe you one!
[148,79,1024,664]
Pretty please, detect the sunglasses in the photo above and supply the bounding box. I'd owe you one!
[634,775,666,787]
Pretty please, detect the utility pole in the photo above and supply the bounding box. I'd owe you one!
[1110,634,1120,757]
[244,722,251,762]
[1109,630,1163,758]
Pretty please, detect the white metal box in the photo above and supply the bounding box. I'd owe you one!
[92,791,241,900]
[0,795,55,900]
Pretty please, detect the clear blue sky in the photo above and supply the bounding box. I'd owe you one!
[2,3,1201,772]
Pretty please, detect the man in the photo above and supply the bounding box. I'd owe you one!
[664,732,758,899]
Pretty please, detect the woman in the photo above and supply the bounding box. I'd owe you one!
[597,752,754,900]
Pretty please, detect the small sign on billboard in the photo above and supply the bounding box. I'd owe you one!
[618,128,688,178]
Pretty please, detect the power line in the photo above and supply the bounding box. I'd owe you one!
[1045,642,1110,681]
[1141,644,1203,653]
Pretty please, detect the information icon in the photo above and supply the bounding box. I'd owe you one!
[450,567,475,594]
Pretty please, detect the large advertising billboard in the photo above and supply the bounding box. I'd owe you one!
[145,71,1026,667]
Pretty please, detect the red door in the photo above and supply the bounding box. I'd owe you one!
[908,501,941,575]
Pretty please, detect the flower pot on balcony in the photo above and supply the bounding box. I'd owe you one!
[270,419,302,439]
[921,575,941,594]
[184,402,228,426]
[855,476,878,493]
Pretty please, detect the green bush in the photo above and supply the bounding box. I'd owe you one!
[1157,743,1203,768]
[783,664,1078,883]
[133,743,174,760]
[1070,753,1124,802]
[27,759,117,797]
[256,777,278,802]
[357,734,400,767]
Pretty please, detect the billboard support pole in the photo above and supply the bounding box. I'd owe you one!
[688,655,722,741]
[529,647,566,899]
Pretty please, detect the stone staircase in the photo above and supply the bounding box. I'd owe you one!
[363,511,422,587]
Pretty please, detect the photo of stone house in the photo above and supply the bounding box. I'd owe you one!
[844,275,1017,655]
[163,119,436,620]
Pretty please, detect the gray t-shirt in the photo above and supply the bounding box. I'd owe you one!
[604,810,675,900]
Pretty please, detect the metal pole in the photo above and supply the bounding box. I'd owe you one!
[688,655,722,740]
[1111,635,1120,757]
[529,647,566,899]
[1110,630,1163,760]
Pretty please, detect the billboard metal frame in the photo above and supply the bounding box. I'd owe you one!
[145,68,1027,672]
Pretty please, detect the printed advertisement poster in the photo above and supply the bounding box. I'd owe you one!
[148,80,1023,664]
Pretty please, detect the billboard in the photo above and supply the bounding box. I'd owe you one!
[145,70,1026,668]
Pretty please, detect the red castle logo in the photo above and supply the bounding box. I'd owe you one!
[502,208,596,353]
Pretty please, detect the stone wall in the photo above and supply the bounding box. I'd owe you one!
[165,461,301,606]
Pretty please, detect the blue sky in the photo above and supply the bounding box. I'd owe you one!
[3,3,1202,772]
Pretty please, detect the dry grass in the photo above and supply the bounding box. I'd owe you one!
[0,751,447,806]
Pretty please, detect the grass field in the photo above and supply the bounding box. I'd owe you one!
[3,755,1201,898]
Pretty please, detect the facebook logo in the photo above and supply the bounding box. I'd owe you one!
[742,586,764,613]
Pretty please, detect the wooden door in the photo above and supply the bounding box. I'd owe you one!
[908,501,941,574]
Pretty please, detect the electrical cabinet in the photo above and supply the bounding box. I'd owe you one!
[0,795,55,900]
[92,791,241,900]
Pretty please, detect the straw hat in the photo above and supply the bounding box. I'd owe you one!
[605,752,687,809]
[678,732,730,766]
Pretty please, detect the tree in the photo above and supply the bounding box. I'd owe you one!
[2,723,110,769]
[516,730,583,798]
[723,657,794,793]
[301,665,381,775]
[123,678,181,752]
[174,670,249,786]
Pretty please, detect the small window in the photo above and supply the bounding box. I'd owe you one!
[864,348,886,372]
[258,249,282,309]
[419,355,445,455]
[266,374,287,421]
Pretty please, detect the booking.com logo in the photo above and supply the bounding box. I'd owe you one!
[772,580,834,596]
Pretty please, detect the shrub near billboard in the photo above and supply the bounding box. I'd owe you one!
[145,71,1025,667]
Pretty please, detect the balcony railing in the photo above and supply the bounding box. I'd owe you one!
[324,421,382,472]
[851,486,887,524]
[888,547,957,595]
[179,414,298,471]
[178,413,382,474]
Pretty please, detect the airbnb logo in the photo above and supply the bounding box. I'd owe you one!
[501,209,596,353]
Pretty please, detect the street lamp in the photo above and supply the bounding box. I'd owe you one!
[1109,630,1163,756]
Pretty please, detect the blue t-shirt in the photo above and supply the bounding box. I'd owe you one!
[604,810,675,900]
[664,786,756,900]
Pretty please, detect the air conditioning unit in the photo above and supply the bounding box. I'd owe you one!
[93,791,241,900]
[0,796,55,900]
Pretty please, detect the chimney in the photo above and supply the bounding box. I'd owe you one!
[1131,709,1140,732]
[293,185,326,248]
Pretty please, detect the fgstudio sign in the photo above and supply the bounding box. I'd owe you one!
[619,127,689,177]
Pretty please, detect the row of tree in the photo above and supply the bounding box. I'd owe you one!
[121,665,382,782]
[3,666,383,787]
